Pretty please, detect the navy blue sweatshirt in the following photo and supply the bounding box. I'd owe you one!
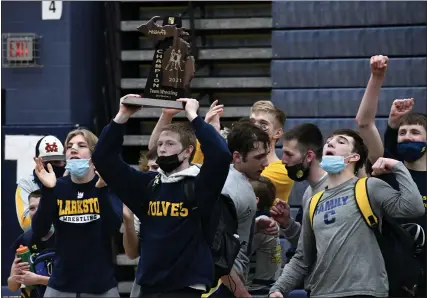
[383,125,426,296]
[31,175,122,293]
[92,116,232,294]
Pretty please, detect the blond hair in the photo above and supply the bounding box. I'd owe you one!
[138,147,158,171]
[161,122,196,161]
[65,128,98,153]
[251,100,286,128]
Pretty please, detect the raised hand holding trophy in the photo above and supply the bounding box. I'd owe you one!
[122,16,196,109]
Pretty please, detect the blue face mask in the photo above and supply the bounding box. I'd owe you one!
[65,159,90,177]
[320,155,348,174]
[396,141,426,162]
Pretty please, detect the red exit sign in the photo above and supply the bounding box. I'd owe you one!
[6,37,34,61]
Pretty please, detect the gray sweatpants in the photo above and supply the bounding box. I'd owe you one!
[44,286,120,298]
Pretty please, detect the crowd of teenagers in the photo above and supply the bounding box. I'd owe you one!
[8,55,426,298]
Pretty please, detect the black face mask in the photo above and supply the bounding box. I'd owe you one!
[51,165,66,178]
[156,154,184,173]
[36,164,65,178]
[33,164,65,186]
[285,162,310,182]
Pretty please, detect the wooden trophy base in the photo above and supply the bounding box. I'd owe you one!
[122,97,184,110]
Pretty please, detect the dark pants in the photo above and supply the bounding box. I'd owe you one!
[138,288,203,298]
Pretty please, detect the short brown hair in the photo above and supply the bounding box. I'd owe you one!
[65,128,98,154]
[284,123,324,160]
[250,176,276,211]
[138,147,158,171]
[251,100,286,128]
[161,122,197,161]
[28,190,41,202]
[399,113,427,133]
[329,129,368,174]
[227,119,270,161]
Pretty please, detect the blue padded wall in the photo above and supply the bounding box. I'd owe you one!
[272,27,426,58]
[272,2,426,28]
[272,1,427,206]
[272,88,427,118]
[1,1,103,127]
[271,58,426,88]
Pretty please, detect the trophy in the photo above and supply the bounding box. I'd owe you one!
[122,16,196,110]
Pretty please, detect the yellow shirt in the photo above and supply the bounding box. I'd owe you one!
[192,140,204,164]
[261,160,294,202]
[16,186,32,230]
[15,174,40,231]
[192,141,294,202]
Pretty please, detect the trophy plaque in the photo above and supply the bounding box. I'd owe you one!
[122,16,195,110]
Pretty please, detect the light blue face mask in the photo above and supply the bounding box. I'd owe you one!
[65,159,90,177]
[320,155,348,174]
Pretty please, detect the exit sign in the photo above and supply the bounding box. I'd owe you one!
[2,33,41,68]
[6,37,34,61]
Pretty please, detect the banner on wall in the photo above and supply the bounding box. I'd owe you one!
[4,135,44,183]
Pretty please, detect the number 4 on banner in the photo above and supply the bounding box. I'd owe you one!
[42,1,62,20]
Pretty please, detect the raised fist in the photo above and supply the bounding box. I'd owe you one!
[370,55,388,78]
[371,157,400,176]
[388,98,414,129]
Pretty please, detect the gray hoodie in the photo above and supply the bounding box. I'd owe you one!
[222,165,257,281]
[270,162,425,298]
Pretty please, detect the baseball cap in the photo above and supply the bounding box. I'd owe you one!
[35,136,65,162]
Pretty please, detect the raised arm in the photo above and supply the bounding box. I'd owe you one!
[185,99,224,165]
[92,94,157,219]
[355,55,388,163]
[177,98,232,214]
[204,99,223,133]
[369,157,424,218]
